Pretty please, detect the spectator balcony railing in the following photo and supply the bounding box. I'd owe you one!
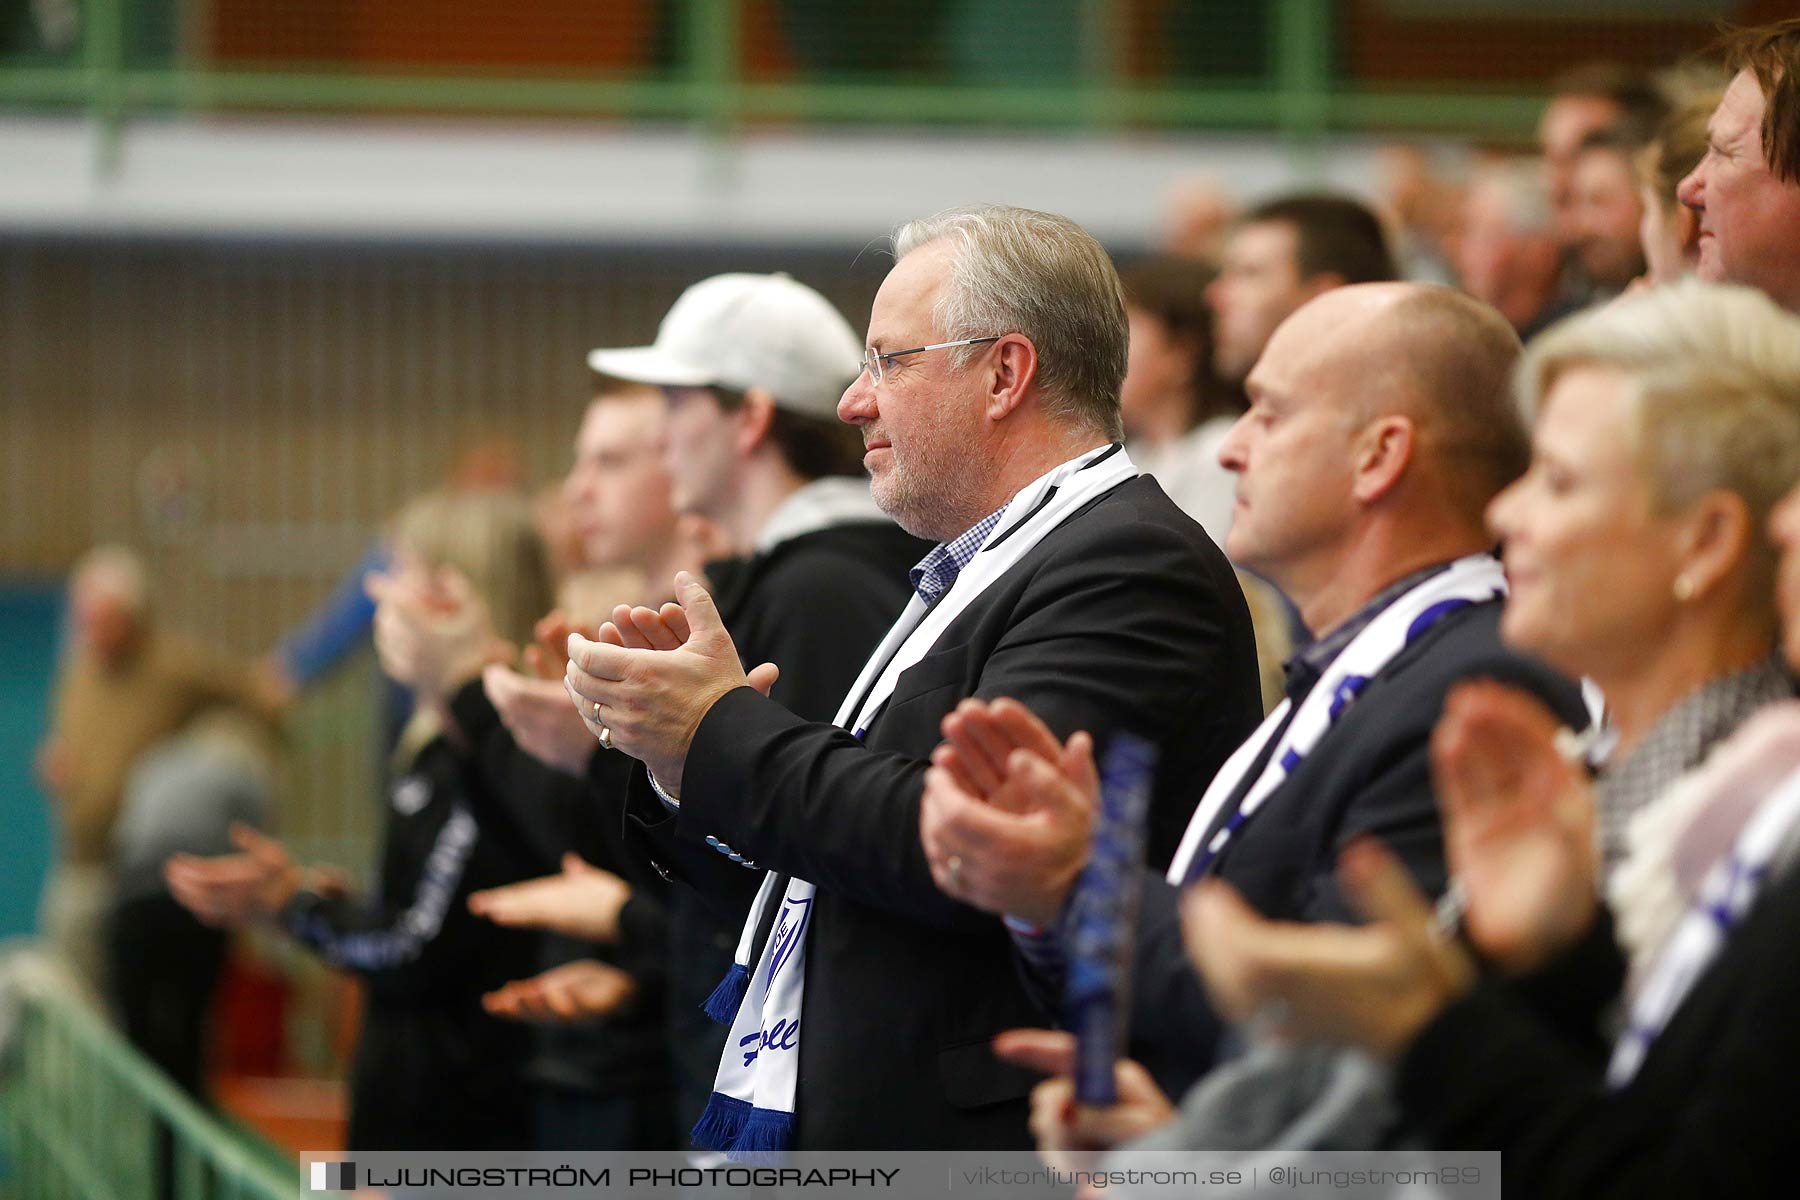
[0,0,1552,175]
[0,951,297,1200]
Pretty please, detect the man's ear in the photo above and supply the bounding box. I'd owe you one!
[985,334,1039,423]
[1350,414,1416,505]
[735,389,779,455]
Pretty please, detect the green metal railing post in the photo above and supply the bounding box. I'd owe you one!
[687,0,741,185]
[1274,0,1334,176]
[1077,0,1124,130]
[85,0,129,177]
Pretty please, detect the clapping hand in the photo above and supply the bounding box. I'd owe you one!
[468,853,633,944]
[165,823,307,928]
[1431,680,1600,975]
[366,566,512,702]
[482,959,638,1023]
[1182,839,1477,1060]
[563,572,777,795]
[919,698,1098,927]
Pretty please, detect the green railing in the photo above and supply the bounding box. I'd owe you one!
[0,952,295,1200]
[0,0,1550,175]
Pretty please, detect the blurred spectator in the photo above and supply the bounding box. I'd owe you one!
[1159,176,1238,264]
[1677,17,1800,313]
[108,708,279,1100]
[256,441,525,708]
[532,479,646,630]
[1538,62,1669,247]
[1636,85,1723,287]
[1377,143,1466,284]
[468,380,724,1149]
[37,545,276,999]
[1118,255,1242,544]
[167,489,555,1151]
[1453,159,1577,340]
[1567,130,1650,297]
[1206,194,1398,386]
[1119,254,1289,711]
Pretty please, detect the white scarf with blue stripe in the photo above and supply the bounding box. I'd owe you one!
[1167,553,1510,885]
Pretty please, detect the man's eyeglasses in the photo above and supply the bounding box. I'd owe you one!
[860,336,1001,386]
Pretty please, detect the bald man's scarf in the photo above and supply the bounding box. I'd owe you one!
[1167,552,1510,884]
[691,443,1139,1158]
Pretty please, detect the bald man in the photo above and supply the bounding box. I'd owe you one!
[918,283,1592,1089]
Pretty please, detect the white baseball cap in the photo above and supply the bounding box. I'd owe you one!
[586,272,863,420]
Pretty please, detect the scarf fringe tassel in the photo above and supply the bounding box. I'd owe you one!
[690,1092,794,1161]
[701,962,750,1025]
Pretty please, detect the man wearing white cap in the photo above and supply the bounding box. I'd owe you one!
[565,208,1262,1150]
[584,270,929,749]
[582,272,930,1135]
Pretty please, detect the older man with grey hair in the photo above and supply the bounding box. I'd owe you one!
[564,204,1262,1150]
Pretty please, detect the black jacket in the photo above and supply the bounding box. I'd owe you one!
[1126,598,1589,1092]
[632,475,1263,1148]
[448,680,673,1105]
[622,515,930,1130]
[1395,856,1800,1198]
[281,735,543,1151]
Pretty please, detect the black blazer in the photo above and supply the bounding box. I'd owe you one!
[633,474,1263,1148]
[1126,599,1590,1092]
[1397,854,1800,1199]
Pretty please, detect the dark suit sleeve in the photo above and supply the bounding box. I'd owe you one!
[1295,648,1590,925]
[1127,872,1225,1093]
[1393,873,1800,1199]
[678,511,1248,933]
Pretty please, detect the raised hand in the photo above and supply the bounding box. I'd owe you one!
[1431,679,1599,975]
[164,822,305,927]
[467,853,633,943]
[934,697,1069,804]
[367,566,512,701]
[1182,839,1476,1059]
[483,664,598,775]
[482,959,638,1023]
[563,572,777,793]
[919,698,1098,926]
[521,610,583,681]
[991,1029,1176,1173]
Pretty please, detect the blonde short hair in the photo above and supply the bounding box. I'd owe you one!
[1520,280,1800,582]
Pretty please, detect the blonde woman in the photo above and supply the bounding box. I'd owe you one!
[167,489,554,1151]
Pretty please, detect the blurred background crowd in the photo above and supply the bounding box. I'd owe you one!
[3,0,1799,1188]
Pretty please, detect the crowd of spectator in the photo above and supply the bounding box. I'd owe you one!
[27,15,1800,1195]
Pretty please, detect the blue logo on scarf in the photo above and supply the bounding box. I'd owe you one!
[767,895,812,985]
[738,1018,801,1067]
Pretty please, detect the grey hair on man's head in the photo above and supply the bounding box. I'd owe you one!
[891,204,1128,439]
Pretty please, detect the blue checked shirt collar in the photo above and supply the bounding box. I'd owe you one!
[908,508,1006,606]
